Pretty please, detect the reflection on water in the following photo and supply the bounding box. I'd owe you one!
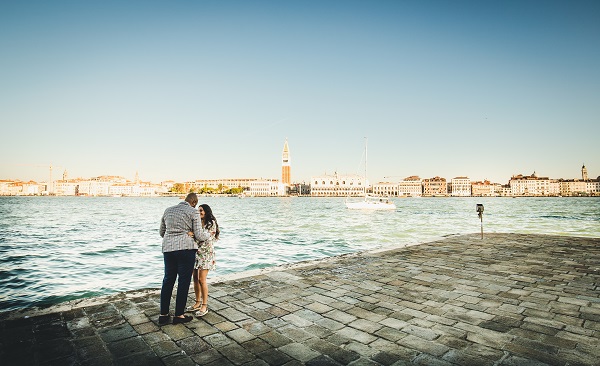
[0,196,598,312]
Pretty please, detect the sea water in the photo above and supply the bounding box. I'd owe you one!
[0,196,598,313]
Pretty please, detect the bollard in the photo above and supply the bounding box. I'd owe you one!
[476,204,484,239]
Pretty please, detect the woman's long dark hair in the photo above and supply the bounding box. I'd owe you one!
[200,204,220,239]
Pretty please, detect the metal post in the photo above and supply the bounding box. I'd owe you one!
[476,204,484,239]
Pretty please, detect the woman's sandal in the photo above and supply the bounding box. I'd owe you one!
[195,304,208,317]
[186,304,202,312]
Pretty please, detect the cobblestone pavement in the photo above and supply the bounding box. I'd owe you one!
[1,233,599,365]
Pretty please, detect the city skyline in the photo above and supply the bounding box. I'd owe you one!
[1,1,599,184]
[0,161,595,186]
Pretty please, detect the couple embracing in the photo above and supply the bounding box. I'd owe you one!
[158,193,220,325]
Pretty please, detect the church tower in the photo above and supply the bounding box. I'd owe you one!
[281,138,291,185]
[582,164,588,181]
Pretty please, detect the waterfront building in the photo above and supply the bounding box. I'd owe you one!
[190,178,271,192]
[587,180,600,195]
[510,172,560,196]
[471,180,500,197]
[450,177,471,197]
[372,181,398,197]
[310,173,366,197]
[0,180,41,196]
[398,176,423,197]
[54,179,80,196]
[559,180,587,196]
[282,139,291,186]
[77,176,127,196]
[0,180,13,195]
[422,176,447,197]
[582,164,588,181]
[248,180,286,196]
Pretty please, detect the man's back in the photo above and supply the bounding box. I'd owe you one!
[160,201,199,252]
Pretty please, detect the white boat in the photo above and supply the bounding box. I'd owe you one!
[345,138,397,211]
[346,194,397,210]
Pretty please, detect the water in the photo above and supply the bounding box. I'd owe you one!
[1,196,599,313]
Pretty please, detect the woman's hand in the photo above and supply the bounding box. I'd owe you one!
[188,231,194,238]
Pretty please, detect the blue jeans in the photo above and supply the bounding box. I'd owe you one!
[160,249,196,316]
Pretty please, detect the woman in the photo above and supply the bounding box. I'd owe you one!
[187,203,219,317]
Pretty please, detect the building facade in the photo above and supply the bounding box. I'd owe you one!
[398,176,422,197]
[471,180,501,197]
[372,181,398,197]
[422,177,447,197]
[450,177,471,197]
[510,173,560,196]
[310,174,366,197]
[248,180,286,196]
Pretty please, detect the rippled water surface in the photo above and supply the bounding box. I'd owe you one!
[1,196,599,312]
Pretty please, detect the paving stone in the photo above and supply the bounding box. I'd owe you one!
[132,321,159,335]
[277,324,316,342]
[35,338,75,362]
[336,326,377,344]
[142,330,170,345]
[398,334,449,357]
[260,330,294,348]
[203,332,233,348]
[304,338,361,364]
[160,323,195,341]
[348,318,384,333]
[162,352,197,366]
[219,342,257,365]
[190,349,223,364]
[113,350,164,366]
[176,335,211,355]
[218,308,250,322]
[227,327,257,343]
[323,310,357,324]
[107,336,151,359]
[241,337,272,354]
[258,348,294,365]
[279,342,321,362]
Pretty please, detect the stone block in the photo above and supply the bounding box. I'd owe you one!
[35,338,75,362]
[336,327,377,344]
[259,330,293,348]
[203,332,233,348]
[219,342,256,365]
[107,336,151,359]
[279,342,321,362]
[323,310,357,325]
[241,337,272,354]
[177,335,211,355]
[226,327,256,343]
[257,348,293,365]
[161,323,195,341]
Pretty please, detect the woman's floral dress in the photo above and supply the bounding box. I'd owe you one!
[194,220,217,271]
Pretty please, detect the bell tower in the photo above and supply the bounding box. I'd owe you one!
[282,138,291,185]
[582,164,588,181]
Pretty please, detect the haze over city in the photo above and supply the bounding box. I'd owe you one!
[1,0,599,185]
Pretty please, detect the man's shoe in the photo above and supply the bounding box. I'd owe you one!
[158,315,170,325]
[172,315,193,324]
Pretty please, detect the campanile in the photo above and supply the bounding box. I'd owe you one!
[282,139,291,185]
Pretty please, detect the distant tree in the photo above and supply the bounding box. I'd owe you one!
[171,183,185,193]
[224,187,244,195]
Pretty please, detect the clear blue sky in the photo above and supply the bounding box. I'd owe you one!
[1,0,599,184]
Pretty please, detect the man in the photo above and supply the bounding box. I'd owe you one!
[158,193,209,325]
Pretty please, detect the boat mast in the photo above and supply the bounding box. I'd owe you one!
[364,137,368,195]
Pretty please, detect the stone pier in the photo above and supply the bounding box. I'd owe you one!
[1,233,599,365]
